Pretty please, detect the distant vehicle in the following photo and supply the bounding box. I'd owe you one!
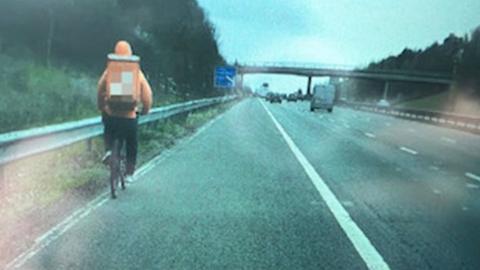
[287,93,297,102]
[270,95,282,103]
[280,94,287,100]
[256,83,270,98]
[266,93,282,103]
[310,84,335,112]
[377,99,391,108]
[265,92,274,102]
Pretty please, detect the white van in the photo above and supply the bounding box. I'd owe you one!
[310,84,335,112]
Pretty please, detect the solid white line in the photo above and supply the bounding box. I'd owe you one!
[259,100,390,270]
[8,195,109,269]
[465,172,480,183]
[364,132,376,139]
[399,146,418,155]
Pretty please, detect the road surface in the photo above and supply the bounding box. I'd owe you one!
[10,98,480,269]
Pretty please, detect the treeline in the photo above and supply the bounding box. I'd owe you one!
[0,0,224,132]
[341,26,480,105]
[0,0,224,98]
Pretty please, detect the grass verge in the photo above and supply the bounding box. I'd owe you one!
[0,101,236,228]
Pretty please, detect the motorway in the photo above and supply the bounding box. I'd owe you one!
[9,98,480,269]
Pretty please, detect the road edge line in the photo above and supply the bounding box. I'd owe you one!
[5,102,234,269]
[259,100,390,270]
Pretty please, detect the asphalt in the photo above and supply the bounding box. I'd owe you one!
[13,98,480,270]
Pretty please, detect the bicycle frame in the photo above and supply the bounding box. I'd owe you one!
[110,138,126,199]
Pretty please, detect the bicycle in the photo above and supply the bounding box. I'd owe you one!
[110,138,126,199]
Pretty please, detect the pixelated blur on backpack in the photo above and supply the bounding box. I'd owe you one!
[106,54,141,111]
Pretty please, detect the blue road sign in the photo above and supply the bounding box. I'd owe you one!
[214,66,236,88]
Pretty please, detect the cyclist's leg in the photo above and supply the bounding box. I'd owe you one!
[125,117,138,177]
[108,117,123,198]
[103,113,114,151]
[102,113,114,163]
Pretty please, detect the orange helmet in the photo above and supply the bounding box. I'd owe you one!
[114,40,132,56]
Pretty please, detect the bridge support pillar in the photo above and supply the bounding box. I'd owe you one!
[237,74,244,91]
[383,81,390,100]
[307,76,312,96]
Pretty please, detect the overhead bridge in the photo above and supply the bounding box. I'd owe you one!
[235,62,454,96]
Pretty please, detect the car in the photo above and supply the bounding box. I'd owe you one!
[287,93,297,102]
[310,84,335,112]
[377,99,391,108]
[270,93,282,103]
[265,92,274,102]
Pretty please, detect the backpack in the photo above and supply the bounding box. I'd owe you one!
[106,54,141,111]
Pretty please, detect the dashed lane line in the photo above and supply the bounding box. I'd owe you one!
[441,137,457,144]
[465,172,480,183]
[399,146,418,155]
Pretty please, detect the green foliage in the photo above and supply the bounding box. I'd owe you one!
[0,54,97,132]
[0,0,224,133]
[342,26,480,105]
[0,0,224,99]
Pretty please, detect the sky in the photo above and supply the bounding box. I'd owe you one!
[197,0,480,93]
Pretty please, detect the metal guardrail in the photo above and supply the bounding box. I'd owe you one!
[343,102,480,134]
[0,96,237,166]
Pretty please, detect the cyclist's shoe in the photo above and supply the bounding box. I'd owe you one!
[102,150,112,165]
[125,175,135,184]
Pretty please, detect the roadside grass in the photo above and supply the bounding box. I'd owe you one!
[0,53,187,133]
[0,102,235,224]
[396,91,450,111]
[396,90,480,115]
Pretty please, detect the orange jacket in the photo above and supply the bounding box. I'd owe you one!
[97,41,153,119]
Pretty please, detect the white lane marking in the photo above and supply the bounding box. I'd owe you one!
[260,101,390,270]
[7,194,109,269]
[364,132,376,139]
[6,105,232,269]
[429,166,440,171]
[465,172,480,183]
[385,122,391,127]
[440,137,456,144]
[342,201,355,208]
[462,206,469,211]
[408,128,415,133]
[344,124,351,129]
[433,189,442,195]
[466,183,479,189]
[399,147,418,155]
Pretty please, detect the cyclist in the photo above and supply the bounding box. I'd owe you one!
[97,40,153,183]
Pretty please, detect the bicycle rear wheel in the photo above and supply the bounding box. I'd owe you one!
[110,139,121,199]
[120,156,126,190]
